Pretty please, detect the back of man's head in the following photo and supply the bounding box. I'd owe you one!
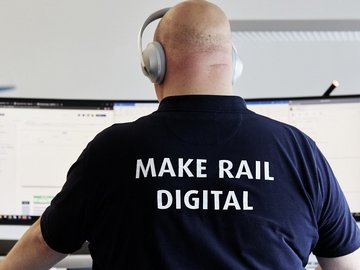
[154,0,233,100]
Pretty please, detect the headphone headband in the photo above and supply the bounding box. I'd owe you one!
[138,7,170,53]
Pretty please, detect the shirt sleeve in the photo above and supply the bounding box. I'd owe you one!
[312,144,360,257]
[40,144,94,254]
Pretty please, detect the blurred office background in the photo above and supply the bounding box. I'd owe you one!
[0,0,360,100]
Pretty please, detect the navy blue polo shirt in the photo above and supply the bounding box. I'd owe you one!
[41,95,360,269]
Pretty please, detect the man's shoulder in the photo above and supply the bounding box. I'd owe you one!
[90,113,160,146]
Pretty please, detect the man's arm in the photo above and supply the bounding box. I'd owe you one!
[0,217,67,270]
[316,248,360,270]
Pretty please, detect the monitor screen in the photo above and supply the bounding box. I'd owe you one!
[246,95,360,216]
[0,98,159,227]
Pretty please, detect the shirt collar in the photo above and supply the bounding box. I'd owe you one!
[157,95,247,113]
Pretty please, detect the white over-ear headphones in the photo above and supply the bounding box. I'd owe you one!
[138,7,243,85]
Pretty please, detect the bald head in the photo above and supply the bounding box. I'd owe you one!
[153,0,234,100]
[155,0,232,53]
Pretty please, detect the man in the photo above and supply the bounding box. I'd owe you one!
[1,1,359,269]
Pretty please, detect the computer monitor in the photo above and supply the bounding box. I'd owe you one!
[246,95,360,218]
[0,98,159,236]
[1,95,359,223]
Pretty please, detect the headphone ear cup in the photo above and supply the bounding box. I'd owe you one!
[232,45,243,85]
[141,41,166,84]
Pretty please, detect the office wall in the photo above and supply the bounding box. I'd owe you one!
[0,0,360,100]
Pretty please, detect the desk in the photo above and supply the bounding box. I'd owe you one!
[0,254,92,269]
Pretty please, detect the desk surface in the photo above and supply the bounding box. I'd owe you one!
[0,254,92,268]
